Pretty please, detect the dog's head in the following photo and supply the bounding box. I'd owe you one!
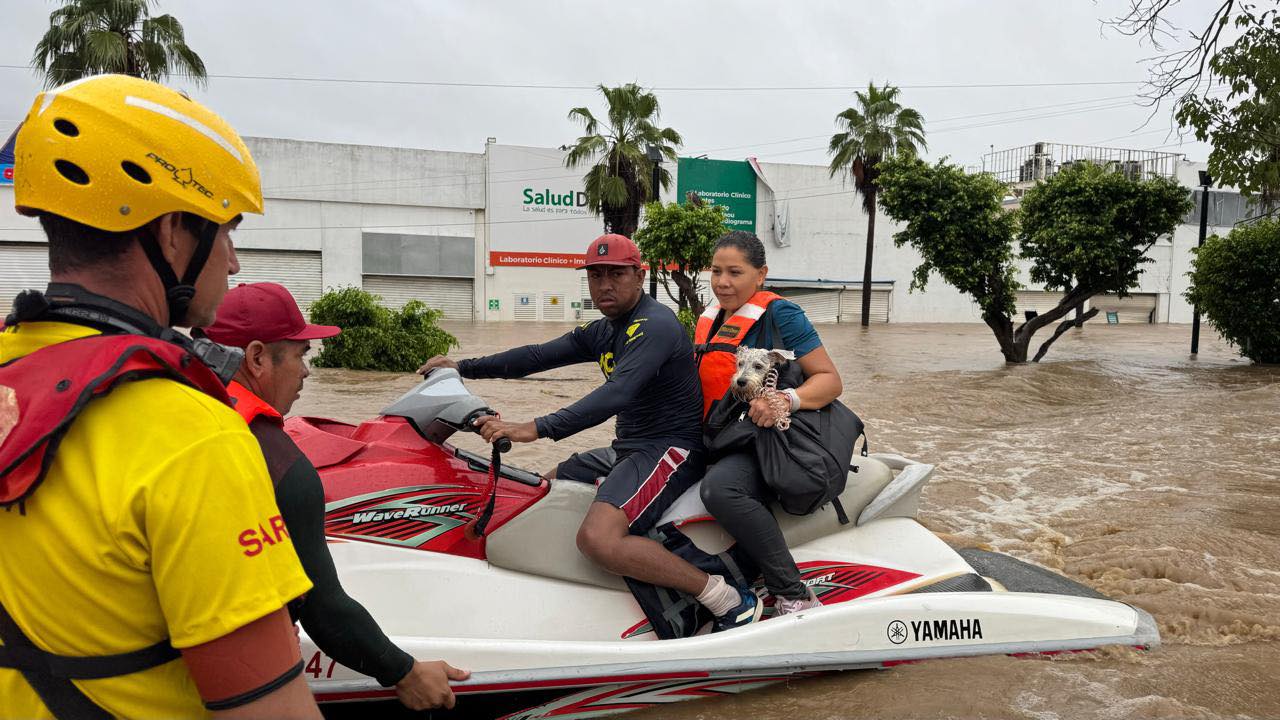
[730,347,795,400]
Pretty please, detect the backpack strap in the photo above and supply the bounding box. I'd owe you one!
[0,599,179,719]
[761,303,786,351]
[832,497,850,525]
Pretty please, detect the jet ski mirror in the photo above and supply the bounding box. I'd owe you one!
[381,368,510,452]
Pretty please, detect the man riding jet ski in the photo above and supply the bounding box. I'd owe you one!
[417,233,763,632]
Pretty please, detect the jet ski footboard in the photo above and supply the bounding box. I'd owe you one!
[956,548,1109,600]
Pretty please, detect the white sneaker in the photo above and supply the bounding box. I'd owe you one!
[775,587,822,616]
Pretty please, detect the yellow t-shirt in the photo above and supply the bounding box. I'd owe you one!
[0,322,313,719]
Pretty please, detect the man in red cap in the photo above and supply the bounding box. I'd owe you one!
[204,282,471,710]
[419,235,762,632]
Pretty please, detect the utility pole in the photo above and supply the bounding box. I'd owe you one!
[1191,170,1212,355]
[646,145,663,299]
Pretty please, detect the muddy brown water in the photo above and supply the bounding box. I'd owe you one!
[297,322,1279,720]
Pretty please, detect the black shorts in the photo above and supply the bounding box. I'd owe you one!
[555,442,705,534]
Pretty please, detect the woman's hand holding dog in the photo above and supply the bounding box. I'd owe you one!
[748,396,779,428]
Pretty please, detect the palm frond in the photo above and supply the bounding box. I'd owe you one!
[827,82,927,195]
[83,28,128,72]
[31,0,203,86]
[567,106,598,136]
[599,174,629,207]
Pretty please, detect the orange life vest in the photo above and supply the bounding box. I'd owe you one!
[227,380,282,425]
[693,290,782,417]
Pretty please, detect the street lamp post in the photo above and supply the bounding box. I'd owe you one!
[646,145,663,299]
[1191,171,1212,355]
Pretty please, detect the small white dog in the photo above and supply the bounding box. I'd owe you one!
[730,347,796,430]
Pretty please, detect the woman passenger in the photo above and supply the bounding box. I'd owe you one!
[695,231,845,616]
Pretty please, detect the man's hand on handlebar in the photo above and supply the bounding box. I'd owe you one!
[474,415,538,444]
[417,355,458,375]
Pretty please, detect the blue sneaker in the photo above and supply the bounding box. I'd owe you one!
[712,588,763,632]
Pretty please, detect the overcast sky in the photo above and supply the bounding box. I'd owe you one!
[2,1,1217,170]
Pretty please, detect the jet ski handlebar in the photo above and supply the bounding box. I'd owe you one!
[462,409,513,454]
[381,368,512,453]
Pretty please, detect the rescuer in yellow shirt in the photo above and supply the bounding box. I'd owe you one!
[0,75,319,719]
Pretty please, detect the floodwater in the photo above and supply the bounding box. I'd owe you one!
[296,322,1280,720]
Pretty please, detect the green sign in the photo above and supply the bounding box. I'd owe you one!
[488,298,500,311]
[1106,311,1119,324]
[676,158,755,232]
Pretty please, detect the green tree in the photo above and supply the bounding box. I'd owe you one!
[1186,218,1280,363]
[827,83,926,327]
[878,158,1191,362]
[564,83,682,238]
[309,287,458,372]
[1176,8,1280,212]
[1107,1,1280,212]
[633,200,727,316]
[32,0,206,88]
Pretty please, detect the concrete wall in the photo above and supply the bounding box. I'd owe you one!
[1,138,488,317]
[235,197,477,292]
[754,160,983,323]
[247,137,484,208]
[2,142,1249,326]
[241,138,485,303]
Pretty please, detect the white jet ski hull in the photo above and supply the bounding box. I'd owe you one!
[302,515,1156,709]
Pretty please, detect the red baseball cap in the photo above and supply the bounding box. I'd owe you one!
[203,282,341,347]
[578,233,643,269]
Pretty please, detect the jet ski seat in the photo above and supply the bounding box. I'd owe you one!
[485,455,906,590]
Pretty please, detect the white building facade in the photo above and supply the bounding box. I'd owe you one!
[0,135,1248,325]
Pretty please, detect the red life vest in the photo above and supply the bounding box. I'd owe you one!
[693,291,782,417]
[227,381,281,426]
[0,334,231,507]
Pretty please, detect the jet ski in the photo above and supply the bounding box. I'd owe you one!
[286,369,1158,719]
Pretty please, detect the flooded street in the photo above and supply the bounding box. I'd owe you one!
[296,322,1280,720]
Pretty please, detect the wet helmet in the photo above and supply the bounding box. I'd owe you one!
[14,74,261,228]
[13,74,263,324]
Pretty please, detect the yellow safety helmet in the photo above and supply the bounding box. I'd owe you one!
[14,74,262,232]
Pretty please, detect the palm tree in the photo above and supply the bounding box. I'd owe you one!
[565,83,682,238]
[828,84,926,326]
[32,0,206,89]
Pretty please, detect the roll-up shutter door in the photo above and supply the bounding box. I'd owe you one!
[235,250,323,310]
[579,278,603,321]
[1092,293,1156,324]
[1015,291,1066,318]
[838,288,891,323]
[513,293,537,321]
[542,293,566,320]
[0,243,50,318]
[777,289,840,323]
[362,275,473,319]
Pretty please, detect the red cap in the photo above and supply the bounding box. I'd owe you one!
[203,282,341,348]
[578,234,643,269]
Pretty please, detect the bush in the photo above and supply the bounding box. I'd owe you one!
[309,287,459,371]
[676,307,696,339]
[1185,219,1280,364]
